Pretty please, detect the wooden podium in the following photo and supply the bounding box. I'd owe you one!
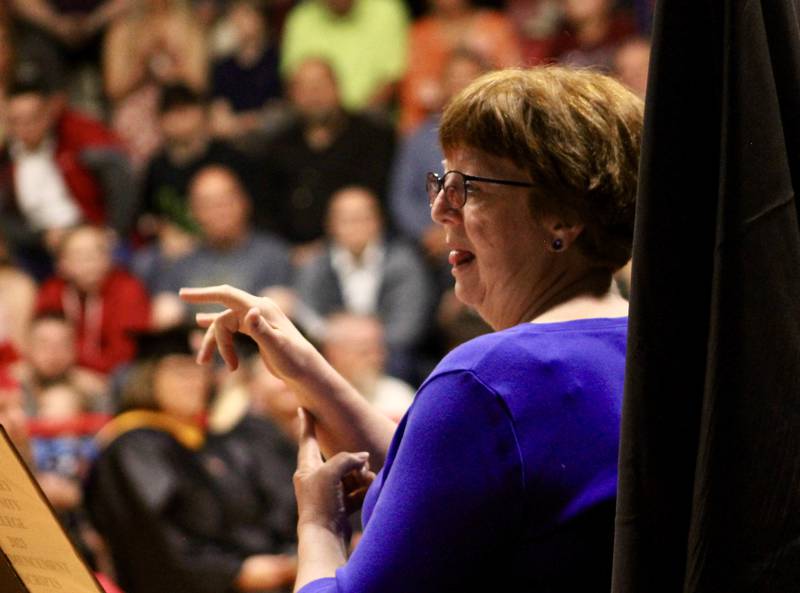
[0,426,104,593]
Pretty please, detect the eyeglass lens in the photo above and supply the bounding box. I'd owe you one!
[427,171,465,208]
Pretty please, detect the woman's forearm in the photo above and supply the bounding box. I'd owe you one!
[284,353,396,469]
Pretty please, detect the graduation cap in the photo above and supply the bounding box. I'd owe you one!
[131,327,197,362]
[130,327,259,365]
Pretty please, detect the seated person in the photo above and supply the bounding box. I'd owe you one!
[20,313,111,414]
[138,83,263,239]
[546,0,638,69]
[151,165,292,328]
[0,230,36,349]
[0,340,107,576]
[321,313,415,422]
[36,224,151,375]
[293,186,434,381]
[85,327,297,593]
[399,0,520,133]
[262,58,395,252]
[280,0,408,112]
[103,0,207,170]
[210,0,284,142]
[0,76,135,278]
[28,380,101,560]
[9,0,129,114]
[388,49,487,293]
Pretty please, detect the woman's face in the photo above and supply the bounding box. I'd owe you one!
[431,146,549,329]
[153,354,210,421]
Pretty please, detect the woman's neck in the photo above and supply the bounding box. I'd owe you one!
[496,267,624,329]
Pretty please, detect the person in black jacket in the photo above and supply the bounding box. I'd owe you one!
[84,328,296,593]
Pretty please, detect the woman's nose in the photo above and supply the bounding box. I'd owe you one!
[430,188,460,226]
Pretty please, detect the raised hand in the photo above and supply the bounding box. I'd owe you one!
[180,284,397,469]
[179,285,319,381]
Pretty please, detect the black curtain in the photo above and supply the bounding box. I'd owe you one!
[612,1,800,592]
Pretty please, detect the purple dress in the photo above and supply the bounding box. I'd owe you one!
[300,317,627,593]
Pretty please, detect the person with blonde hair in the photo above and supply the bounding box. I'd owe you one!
[181,65,643,592]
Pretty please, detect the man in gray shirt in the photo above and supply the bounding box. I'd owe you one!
[152,165,292,328]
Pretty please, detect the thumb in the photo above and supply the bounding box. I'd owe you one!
[324,451,370,480]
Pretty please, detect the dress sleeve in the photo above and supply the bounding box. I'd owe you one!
[299,370,526,593]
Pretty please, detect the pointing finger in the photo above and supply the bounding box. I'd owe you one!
[179,285,259,312]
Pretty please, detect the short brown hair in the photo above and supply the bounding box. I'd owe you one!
[439,66,644,270]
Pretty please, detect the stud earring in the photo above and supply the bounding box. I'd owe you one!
[551,238,564,251]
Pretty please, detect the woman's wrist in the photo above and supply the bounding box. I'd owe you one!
[295,523,348,592]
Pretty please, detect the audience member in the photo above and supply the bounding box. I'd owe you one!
[103,0,207,169]
[294,186,434,381]
[29,380,99,523]
[263,58,395,251]
[0,336,106,574]
[547,0,637,69]
[613,35,650,98]
[21,313,111,413]
[399,0,520,133]
[0,18,15,146]
[389,49,486,255]
[36,224,151,374]
[131,217,199,294]
[85,327,297,593]
[210,0,283,141]
[505,0,563,64]
[0,77,135,278]
[0,232,36,349]
[151,165,291,328]
[321,313,415,422]
[9,0,129,114]
[139,83,261,236]
[281,0,408,112]
[203,356,299,569]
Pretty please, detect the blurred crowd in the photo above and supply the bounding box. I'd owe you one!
[0,0,651,591]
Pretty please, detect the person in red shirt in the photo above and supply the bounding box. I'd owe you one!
[36,224,150,374]
[0,76,135,278]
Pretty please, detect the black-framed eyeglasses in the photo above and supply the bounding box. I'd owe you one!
[426,171,534,209]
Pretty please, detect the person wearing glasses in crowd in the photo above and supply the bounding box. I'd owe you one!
[180,66,643,592]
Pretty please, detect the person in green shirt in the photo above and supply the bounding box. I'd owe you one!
[281,0,409,112]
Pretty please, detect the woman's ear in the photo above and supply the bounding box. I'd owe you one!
[541,216,585,252]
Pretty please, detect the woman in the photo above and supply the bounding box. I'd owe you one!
[181,66,643,592]
[84,328,296,593]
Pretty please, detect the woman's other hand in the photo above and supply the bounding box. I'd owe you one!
[294,408,373,535]
[179,285,318,380]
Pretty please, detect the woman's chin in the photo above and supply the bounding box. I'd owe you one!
[453,281,481,312]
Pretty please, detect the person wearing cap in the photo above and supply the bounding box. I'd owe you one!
[84,327,297,593]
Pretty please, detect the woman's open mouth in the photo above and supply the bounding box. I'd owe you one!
[448,249,476,268]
